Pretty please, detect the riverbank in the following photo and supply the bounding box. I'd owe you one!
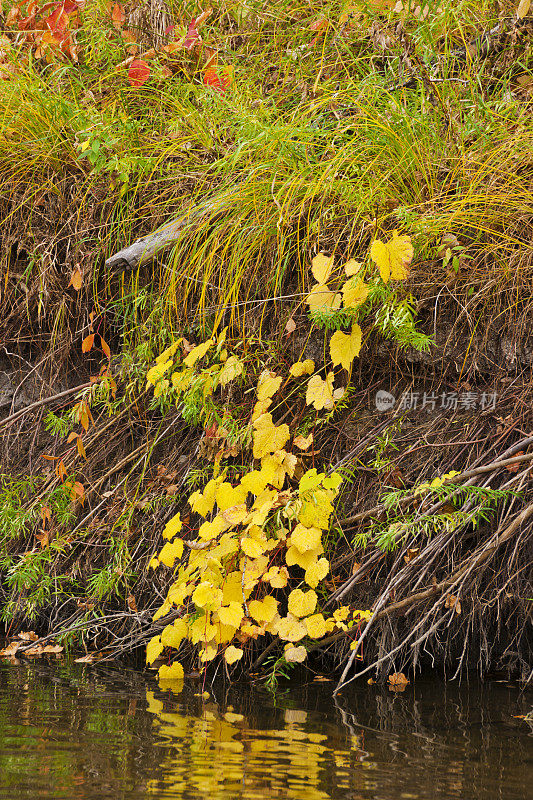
[0,1,532,687]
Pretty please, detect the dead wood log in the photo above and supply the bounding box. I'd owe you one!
[105,186,240,271]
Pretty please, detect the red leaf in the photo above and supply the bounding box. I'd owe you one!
[183,23,200,50]
[128,59,150,88]
[44,8,69,34]
[82,333,94,353]
[183,8,212,50]
[203,65,233,93]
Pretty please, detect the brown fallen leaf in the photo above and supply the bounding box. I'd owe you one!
[404,547,419,564]
[506,452,524,473]
[388,672,409,691]
[75,652,100,663]
[17,631,39,642]
[24,644,64,656]
[0,642,21,657]
[127,594,138,612]
[69,268,83,290]
[285,317,296,335]
[445,594,462,615]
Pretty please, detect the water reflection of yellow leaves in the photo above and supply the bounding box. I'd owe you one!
[144,686,360,800]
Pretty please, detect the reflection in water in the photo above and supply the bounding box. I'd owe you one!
[0,660,531,800]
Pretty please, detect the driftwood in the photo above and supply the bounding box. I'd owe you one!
[105,185,240,271]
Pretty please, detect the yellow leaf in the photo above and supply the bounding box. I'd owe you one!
[299,468,323,492]
[153,378,169,398]
[343,259,362,276]
[276,614,307,642]
[199,644,218,662]
[162,512,182,540]
[192,582,223,610]
[240,470,270,496]
[305,557,330,588]
[306,283,342,311]
[298,492,334,529]
[221,503,248,525]
[210,533,239,560]
[222,571,252,604]
[252,414,290,459]
[158,661,184,681]
[304,613,327,638]
[217,326,228,345]
[333,606,350,623]
[183,339,213,368]
[286,544,323,571]
[330,324,362,370]
[153,599,171,621]
[306,372,335,410]
[311,253,334,283]
[323,473,342,491]
[224,711,244,723]
[260,451,288,489]
[248,595,279,623]
[224,645,244,664]
[263,565,289,588]
[241,537,265,558]
[294,432,313,450]
[189,478,221,518]
[147,359,173,386]
[158,538,184,567]
[189,614,217,644]
[370,231,413,283]
[288,588,317,617]
[217,601,244,628]
[155,339,181,364]
[69,268,83,291]
[161,619,188,648]
[168,578,193,606]
[218,355,244,387]
[342,278,368,309]
[212,621,238,644]
[252,398,272,421]
[216,482,248,511]
[171,369,193,393]
[257,370,282,401]
[291,524,322,553]
[198,515,230,541]
[517,0,531,19]
[241,623,264,639]
[80,140,91,152]
[284,645,307,663]
[146,635,163,664]
[289,359,315,378]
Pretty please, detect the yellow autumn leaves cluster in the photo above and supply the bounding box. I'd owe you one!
[305,231,413,373]
[145,349,375,682]
[143,236,409,682]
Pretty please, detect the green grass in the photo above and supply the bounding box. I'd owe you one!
[1,0,531,358]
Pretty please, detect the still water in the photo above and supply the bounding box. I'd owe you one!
[0,660,531,800]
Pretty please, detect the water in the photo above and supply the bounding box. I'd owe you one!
[0,660,531,799]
